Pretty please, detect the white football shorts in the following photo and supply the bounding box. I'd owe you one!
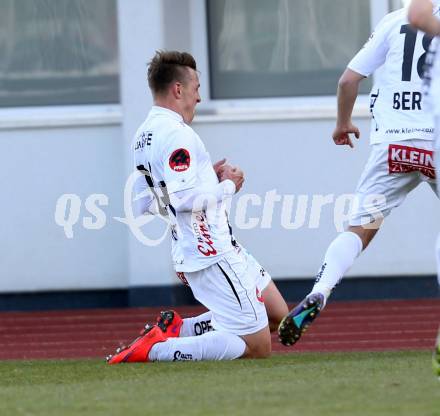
[182,247,270,336]
[350,139,436,226]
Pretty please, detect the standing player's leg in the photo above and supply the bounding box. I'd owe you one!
[279,142,426,346]
[307,225,375,302]
[277,226,367,346]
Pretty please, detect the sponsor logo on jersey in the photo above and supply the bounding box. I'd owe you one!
[193,213,217,257]
[388,144,435,179]
[173,351,193,361]
[169,148,191,172]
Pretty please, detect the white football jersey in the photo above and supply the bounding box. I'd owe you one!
[348,8,436,144]
[133,106,235,272]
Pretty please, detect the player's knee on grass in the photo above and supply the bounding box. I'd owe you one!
[241,326,271,359]
[245,340,271,359]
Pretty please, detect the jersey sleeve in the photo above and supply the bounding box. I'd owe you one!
[132,153,157,216]
[162,128,200,194]
[348,14,393,77]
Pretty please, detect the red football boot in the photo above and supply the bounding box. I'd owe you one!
[106,325,166,364]
[153,310,183,338]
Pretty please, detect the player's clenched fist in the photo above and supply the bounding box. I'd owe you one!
[220,164,244,193]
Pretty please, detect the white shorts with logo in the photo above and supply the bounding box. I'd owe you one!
[350,139,436,226]
[182,248,271,336]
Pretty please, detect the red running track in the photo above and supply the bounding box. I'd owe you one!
[0,299,439,360]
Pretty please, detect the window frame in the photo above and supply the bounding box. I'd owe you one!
[0,0,121,129]
[190,0,392,122]
[0,104,122,130]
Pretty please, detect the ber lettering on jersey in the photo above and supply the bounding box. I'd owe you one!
[388,144,435,179]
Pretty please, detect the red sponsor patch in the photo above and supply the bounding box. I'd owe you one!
[169,148,190,172]
[388,144,435,179]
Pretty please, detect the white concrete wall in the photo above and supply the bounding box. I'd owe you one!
[0,123,128,292]
[0,0,436,294]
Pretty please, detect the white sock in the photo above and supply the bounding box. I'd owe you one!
[311,231,363,304]
[148,330,246,362]
[180,311,213,337]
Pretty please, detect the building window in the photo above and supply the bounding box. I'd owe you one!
[207,0,371,99]
[0,0,119,108]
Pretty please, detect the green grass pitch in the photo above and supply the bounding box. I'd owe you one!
[1,351,439,416]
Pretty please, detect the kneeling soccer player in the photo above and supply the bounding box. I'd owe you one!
[106,50,288,364]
